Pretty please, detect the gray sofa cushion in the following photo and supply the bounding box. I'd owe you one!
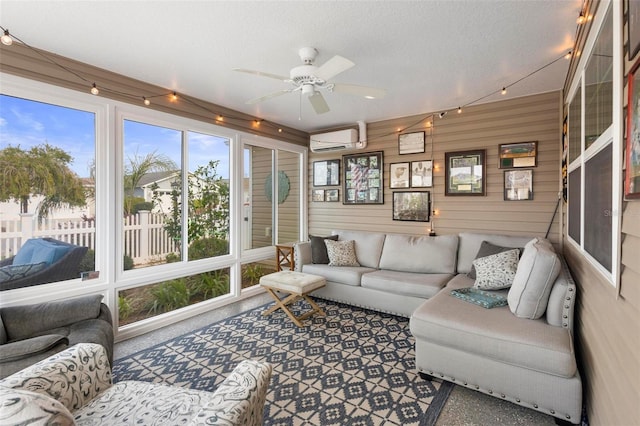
[457,233,535,274]
[361,270,452,298]
[378,234,458,274]
[0,334,68,363]
[332,230,386,268]
[309,235,339,264]
[410,274,577,378]
[301,264,376,286]
[508,238,561,319]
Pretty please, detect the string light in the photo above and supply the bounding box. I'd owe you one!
[171,92,178,101]
[1,29,13,46]
[90,83,99,95]
[457,106,462,114]
[216,114,224,122]
[501,87,507,95]
[278,128,283,133]
[143,96,150,106]
[565,51,573,60]
[577,11,586,25]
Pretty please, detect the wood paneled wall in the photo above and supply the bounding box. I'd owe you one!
[560,1,640,423]
[308,91,563,245]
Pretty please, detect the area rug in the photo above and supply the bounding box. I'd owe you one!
[113,298,453,426]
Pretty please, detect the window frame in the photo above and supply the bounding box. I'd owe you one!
[565,0,623,287]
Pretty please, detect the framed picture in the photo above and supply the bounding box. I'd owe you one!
[498,141,537,168]
[390,162,410,188]
[325,189,339,202]
[398,131,425,155]
[629,0,640,60]
[392,191,431,221]
[626,57,640,198]
[343,151,384,204]
[411,160,433,187]
[504,170,533,201]
[313,159,340,186]
[312,189,325,202]
[445,150,486,196]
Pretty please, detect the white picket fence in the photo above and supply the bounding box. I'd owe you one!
[0,211,179,264]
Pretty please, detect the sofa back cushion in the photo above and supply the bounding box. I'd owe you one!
[457,233,534,274]
[508,238,561,319]
[13,238,73,266]
[379,234,459,273]
[332,230,386,268]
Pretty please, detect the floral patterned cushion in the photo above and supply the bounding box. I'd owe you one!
[324,239,360,267]
[472,249,520,290]
[0,386,75,425]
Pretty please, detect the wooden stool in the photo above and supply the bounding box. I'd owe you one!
[260,271,326,327]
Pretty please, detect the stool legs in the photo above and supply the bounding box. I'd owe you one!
[262,287,325,327]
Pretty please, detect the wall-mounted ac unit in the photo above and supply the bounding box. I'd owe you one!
[310,121,367,153]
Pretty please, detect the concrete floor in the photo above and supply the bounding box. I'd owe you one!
[115,293,559,426]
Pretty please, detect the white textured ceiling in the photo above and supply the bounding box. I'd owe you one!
[0,0,580,132]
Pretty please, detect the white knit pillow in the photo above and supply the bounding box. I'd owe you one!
[324,239,360,267]
[472,249,520,290]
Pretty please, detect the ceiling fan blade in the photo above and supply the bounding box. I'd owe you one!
[308,91,330,114]
[233,68,289,81]
[315,55,355,81]
[246,89,291,104]
[332,83,386,99]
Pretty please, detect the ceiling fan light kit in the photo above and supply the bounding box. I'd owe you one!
[235,46,385,115]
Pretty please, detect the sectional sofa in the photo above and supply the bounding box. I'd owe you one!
[293,230,582,424]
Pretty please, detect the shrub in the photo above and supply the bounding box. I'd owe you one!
[79,249,134,271]
[118,294,135,321]
[165,252,180,263]
[147,278,190,314]
[242,263,265,286]
[196,270,230,299]
[189,237,229,260]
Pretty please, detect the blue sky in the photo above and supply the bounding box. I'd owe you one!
[0,94,230,179]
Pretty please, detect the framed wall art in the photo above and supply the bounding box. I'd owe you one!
[411,160,433,187]
[445,150,486,196]
[498,141,537,168]
[390,162,410,188]
[325,189,339,202]
[312,189,325,202]
[504,169,533,201]
[398,131,425,155]
[629,0,640,60]
[313,159,340,186]
[343,151,384,204]
[392,191,431,221]
[626,56,640,198]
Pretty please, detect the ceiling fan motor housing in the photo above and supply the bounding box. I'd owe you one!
[290,64,325,87]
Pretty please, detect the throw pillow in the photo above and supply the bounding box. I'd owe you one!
[468,241,522,279]
[324,239,360,267]
[472,249,520,290]
[309,234,339,264]
[508,238,561,319]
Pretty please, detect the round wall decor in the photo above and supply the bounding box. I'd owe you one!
[265,171,290,204]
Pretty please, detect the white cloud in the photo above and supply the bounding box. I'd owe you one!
[11,107,44,132]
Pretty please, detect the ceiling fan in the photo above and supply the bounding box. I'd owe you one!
[234,47,385,115]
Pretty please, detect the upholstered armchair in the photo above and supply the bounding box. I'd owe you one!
[0,343,272,425]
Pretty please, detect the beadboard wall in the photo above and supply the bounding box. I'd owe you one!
[308,91,563,245]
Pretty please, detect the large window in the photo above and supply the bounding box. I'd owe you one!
[566,2,621,285]
[0,93,98,290]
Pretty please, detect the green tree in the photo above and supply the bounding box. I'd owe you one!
[0,144,86,219]
[123,149,177,216]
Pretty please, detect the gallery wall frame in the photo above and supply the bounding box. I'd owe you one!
[325,189,339,202]
[411,160,433,187]
[445,150,486,196]
[398,131,425,155]
[312,189,325,202]
[628,0,640,60]
[625,56,640,198]
[392,191,431,221]
[390,162,410,188]
[498,141,537,169]
[504,169,534,201]
[343,151,384,204]
[313,159,340,187]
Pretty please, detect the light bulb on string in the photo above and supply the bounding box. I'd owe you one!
[1,29,13,46]
[457,107,462,114]
[90,83,99,95]
[143,97,150,106]
[171,92,178,101]
[565,51,573,60]
[501,87,507,95]
[577,11,586,24]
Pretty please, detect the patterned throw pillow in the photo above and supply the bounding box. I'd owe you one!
[0,262,47,283]
[324,239,360,267]
[472,249,520,290]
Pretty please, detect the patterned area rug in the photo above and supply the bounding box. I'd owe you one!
[113,298,453,426]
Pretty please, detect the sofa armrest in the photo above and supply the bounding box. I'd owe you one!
[0,343,112,412]
[190,359,272,426]
[293,242,312,272]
